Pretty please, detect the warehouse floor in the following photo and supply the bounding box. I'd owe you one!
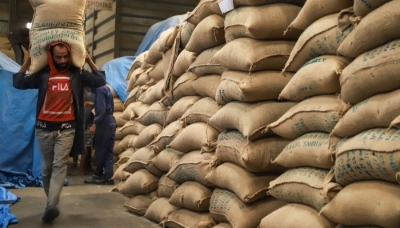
[8,175,160,228]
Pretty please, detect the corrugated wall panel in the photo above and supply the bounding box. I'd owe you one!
[0,0,9,36]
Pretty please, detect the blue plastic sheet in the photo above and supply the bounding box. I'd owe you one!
[0,187,19,227]
[0,52,42,188]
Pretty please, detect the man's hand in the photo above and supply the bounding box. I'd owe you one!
[85,51,99,71]
[89,124,96,136]
[18,54,32,73]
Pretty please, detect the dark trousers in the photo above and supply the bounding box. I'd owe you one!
[93,121,116,179]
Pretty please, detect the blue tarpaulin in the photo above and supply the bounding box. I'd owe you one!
[0,187,19,227]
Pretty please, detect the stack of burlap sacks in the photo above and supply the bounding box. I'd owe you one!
[0,37,18,61]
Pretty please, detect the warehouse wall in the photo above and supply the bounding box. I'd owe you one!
[0,0,33,37]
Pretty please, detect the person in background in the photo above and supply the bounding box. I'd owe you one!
[13,42,106,223]
[7,27,30,65]
[79,88,95,175]
[84,85,116,185]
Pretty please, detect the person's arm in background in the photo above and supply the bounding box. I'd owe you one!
[13,55,41,90]
[89,87,107,135]
[82,52,106,89]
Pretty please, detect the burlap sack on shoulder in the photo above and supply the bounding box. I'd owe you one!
[280,55,350,101]
[186,0,223,25]
[148,60,164,81]
[124,146,164,176]
[390,115,400,130]
[338,1,400,58]
[209,101,296,140]
[260,203,337,228]
[353,0,390,17]
[123,195,153,216]
[225,4,301,42]
[283,13,353,73]
[144,197,179,224]
[149,121,183,153]
[165,209,216,228]
[205,163,278,203]
[168,122,219,153]
[233,0,305,7]
[120,169,160,197]
[169,181,213,212]
[273,133,334,169]
[216,130,290,172]
[135,102,168,126]
[266,95,341,139]
[213,38,295,72]
[210,188,287,228]
[119,121,146,136]
[334,128,400,186]
[192,75,221,98]
[111,163,131,181]
[157,174,180,198]
[188,44,226,76]
[152,148,185,172]
[217,70,293,105]
[179,21,195,49]
[320,181,400,228]
[132,123,163,149]
[180,97,221,126]
[340,39,400,105]
[172,50,198,77]
[166,96,201,125]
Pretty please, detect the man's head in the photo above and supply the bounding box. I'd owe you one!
[50,44,70,71]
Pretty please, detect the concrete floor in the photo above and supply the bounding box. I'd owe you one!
[8,175,160,228]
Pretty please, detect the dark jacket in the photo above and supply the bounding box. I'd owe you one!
[93,85,115,127]
[13,66,106,157]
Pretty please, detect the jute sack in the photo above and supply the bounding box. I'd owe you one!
[169,181,213,212]
[113,140,122,155]
[134,71,155,87]
[120,102,136,121]
[390,114,400,130]
[216,70,293,105]
[165,209,216,228]
[213,38,295,72]
[166,96,201,125]
[333,89,400,138]
[213,223,231,228]
[124,86,144,108]
[121,169,160,197]
[337,1,400,59]
[132,123,163,149]
[172,50,198,77]
[126,68,144,92]
[106,84,117,98]
[139,79,165,105]
[179,22,195,49]
[124,146,164,176]
[186,0,223,25]
[131,101,150,118]
[340,39,400,105]
[152,148,185,172]
[192,75,221,98]
[334,128,400,186]
[280,55,351,101]
[1,49,16,61]
[144,197,179,224]
[166,151,216,187]
[209,101,296,140]
[111,163,131,181]
[158,26,180,53]
[144,38,163,65]
[283,13,353,73]
[288,0,352,31]
[149,121,183,154]
[205,163,277,203]
[148,60,164,81]
[135,102,168,126]
[216,130,290,172]
[119,134,137,151]
[353,0,391,17]
[268,167,339,211]
[111,181,124,193]
[210,188,287,228]
[260,203,337,228]
[116,148,135,165]
[118,121,146,136]
[123,195,153,216]
[126,51,147,81]
[233,0,305,7]
[273,133,334,169]
[225,4,301,42]
[320,181,400,228]
[158,175,180,198]
[115,129,124,140]
[168,122,220,153]
[113,112,128,127]
[266,95,341,140]
[180,97,220,126]
[114,98,124,112]
[188,44,226,76]
[161,72,199,107]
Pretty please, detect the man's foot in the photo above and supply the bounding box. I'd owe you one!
[96,177,114,185]
[42,205,60,223]
[84,175,102,184]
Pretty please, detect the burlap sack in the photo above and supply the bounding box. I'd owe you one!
[340,39,400,105]
[130,101,150,118]
[127,68,144,92]
[113,112,128,127]
[123,195,153,216]
[213,223,232,228]
[166,151,216,187]
[164,72,199,105]
[233,0,305,7]
[280,55,350,101]
[273,133,334,169]
[186,0,223,25]
[180,22,195,49]
[353,0,390,17]
[126,51,147,81]
[168,122,219,153]
[116,148,135,165]
[124,146,164,176]
[120,169,159,197]
[267,95,341,139]
[216,130,290,172]
[113,140,122,155]
[158,26,180,53]
[119,121,146,136]
[192,75,221,98]
[268,167,335,211]
[260,203,337,228]
[113,98,124,112]
[390,114,400,130]
[158,175,180,198]
[188,44,225,76]
[119,134,137,151]
[106,84,117,98]
[333,89,400,138]
[209,101,296,140]
[139,79,165,105]
[165,209,216,228]
[216,70,293,105]
[111,181,124,193]
[144,197,179,224]
[225,4,301,42]
[180,97,221,126]
[145,38,163,65]
[210,188,287,228]
[149,121,183,153]
[147,60,164,81]
[205,163,277,203]
[213,38,295,72]
[283,13,353,73]
[120,102,136,121]
[115,128,124,140]
[152,148,185,172]
[135,102,168,126]
[166,96,201,125]
[338,1,400,59]
[320,181,400,228]
[111,163,131,181]
[169,181,212,212]
[124,86,144,108]
[132,123,163,149]
[334,128,400,186]
[172,50,198,77]
[134,71,155,87]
